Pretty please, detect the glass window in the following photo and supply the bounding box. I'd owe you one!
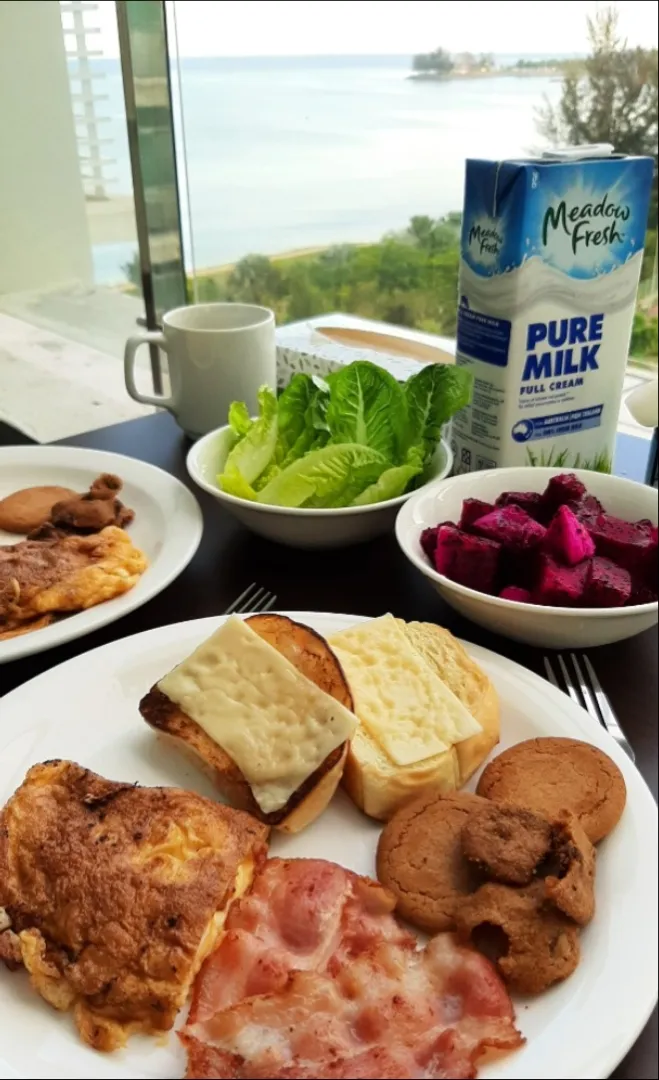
[167,0,657,376]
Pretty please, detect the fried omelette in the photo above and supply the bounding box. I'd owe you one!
[0,761,269,1051]
[0,525,148,635]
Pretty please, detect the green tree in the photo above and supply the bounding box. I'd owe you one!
[122,250,141,289]
[537,5,658,225]
[412,48,454,76]
[226,254,284,304]
[631,310,659,357]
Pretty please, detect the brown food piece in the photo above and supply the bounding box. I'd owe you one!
[0,526,148,631]
[140,615,354,833]
[0,486,77,534]
[477,737,626,843]
[545,813,596,926]
[49,473,134,534]
[0,760,269,1052]
[462,804,553,885]
[376,791,488,933]
[0,614,56,641]
[456,881,581,995]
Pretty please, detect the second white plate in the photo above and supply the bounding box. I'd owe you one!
[0,446,203,663]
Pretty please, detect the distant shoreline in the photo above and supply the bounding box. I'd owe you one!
[409,67,566,82]
[195,243,370,279]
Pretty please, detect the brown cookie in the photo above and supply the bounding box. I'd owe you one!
[0,487,77,535]
[544,813,596,926]
[462,804,553,886]
[477,737,626,843]
[376,791,488,933]
[456,881,581,995]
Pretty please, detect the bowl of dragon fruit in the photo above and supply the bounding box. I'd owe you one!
[396,468,658,648]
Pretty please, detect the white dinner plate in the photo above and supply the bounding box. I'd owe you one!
[0,446,203,663]
[0,612,656,1080]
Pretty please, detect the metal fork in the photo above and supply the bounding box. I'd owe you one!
[223,582,278,615]
[544,653,635,763]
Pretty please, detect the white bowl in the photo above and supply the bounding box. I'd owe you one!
[187,425,453,550]
[396,466,658,648]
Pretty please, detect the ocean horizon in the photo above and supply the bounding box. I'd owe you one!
[86,53,564,284]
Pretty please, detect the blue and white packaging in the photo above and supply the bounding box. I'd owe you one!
[452,148,654,472]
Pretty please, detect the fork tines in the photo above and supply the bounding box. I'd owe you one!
[544,652,635,763]
[224,583,278,616]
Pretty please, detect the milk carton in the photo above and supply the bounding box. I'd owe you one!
[453,149,654,473]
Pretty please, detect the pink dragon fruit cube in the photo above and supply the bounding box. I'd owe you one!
[499,585,533,603]
[495,491,546,523]
[459,498,495,532]
[542,473,587,515]
[472,505,547,553]
[630,582,658,605]
[643,524,658,588]
[420,526,440,562]
[532,555,589,607]
[544,504,596,566]
[588,514,656,574]
[583,557,632,608]
[434,525,501,594]
[568,493,604,529]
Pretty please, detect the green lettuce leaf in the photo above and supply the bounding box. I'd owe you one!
[277,373,331,467]
[276,374,316,459]
[350,461,422,506]
[253,460,281,491]
[218,385,277,489]
[228,400,252,438]
[219,471,258,501]
[255,443,387,508]
[326,361,407,462]
[404,364,474,465]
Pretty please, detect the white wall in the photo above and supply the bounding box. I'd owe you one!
[0,0,93,293]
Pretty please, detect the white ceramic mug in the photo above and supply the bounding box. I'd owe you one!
[124,303,276,438]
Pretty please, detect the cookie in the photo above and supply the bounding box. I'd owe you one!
[476,737,626,843]
[456,881,581,995]
[376,791,488,933]
[0,486,77,535]
[544,813,596,926]
[462,805,553,886]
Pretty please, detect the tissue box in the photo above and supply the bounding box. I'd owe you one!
[275,317,456,389]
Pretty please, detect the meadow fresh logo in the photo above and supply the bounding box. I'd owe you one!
[468,217,503,265]
[542,191,630,254]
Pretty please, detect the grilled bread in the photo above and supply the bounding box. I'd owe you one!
[140,614,358,834]
[0,760,269,1052]
[330,617,500,821]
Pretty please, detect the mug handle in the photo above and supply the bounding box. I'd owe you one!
[124,330,176,408]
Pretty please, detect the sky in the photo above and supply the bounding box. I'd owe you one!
[94,0,659,58]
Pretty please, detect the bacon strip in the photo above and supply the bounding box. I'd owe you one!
[189,858,414,1023]
[184,859,522,1080]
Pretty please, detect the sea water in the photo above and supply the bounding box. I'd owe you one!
[452,148,654,473]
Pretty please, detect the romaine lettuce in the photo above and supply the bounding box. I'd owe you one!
[404,363,474,467]
[256,443,387,508]
[216,358,473,509]
[325,361,407,462]
[218,385,278,488]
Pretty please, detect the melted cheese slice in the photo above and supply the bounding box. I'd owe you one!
[330,615,481,767]
[158,616,358,814]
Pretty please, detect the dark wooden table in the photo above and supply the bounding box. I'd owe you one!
[1,412,657,1078]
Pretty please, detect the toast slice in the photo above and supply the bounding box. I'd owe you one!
[334,619,500,822]
[140,614,356,833]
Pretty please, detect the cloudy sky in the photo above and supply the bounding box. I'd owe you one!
[94,0,658,57]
